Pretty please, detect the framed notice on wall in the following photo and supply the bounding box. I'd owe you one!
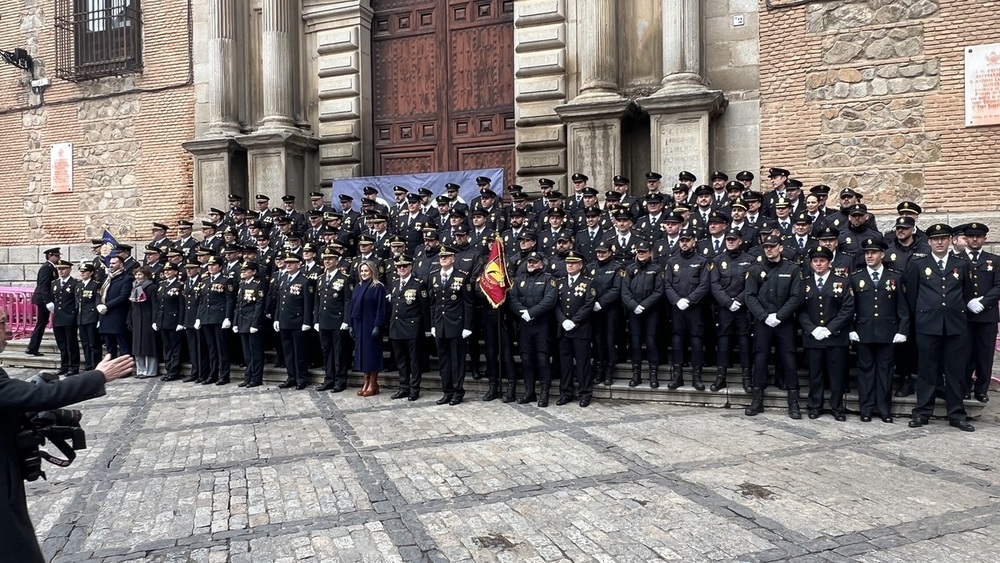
[966,43,1000,127]
[51,143,73,193]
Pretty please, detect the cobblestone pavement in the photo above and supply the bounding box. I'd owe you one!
[14,368,1000,562]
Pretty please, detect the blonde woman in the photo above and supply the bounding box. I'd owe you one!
[349,261,387,396]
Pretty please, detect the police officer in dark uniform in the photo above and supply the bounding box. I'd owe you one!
[848,237,909,422]
[903,223,974,431]
[174,221,198,262]
[588,242,623,386]
[313,249,353,393]
[959,222,1000,403]
[274,253,315,390]
[429,246,474,405]
[76,263,102,371]
[508,251,558,406]
[388,255,431,401]
[882,215,929,397]
[662,226,711,390]
[49,261,80,375]
[155,262,184,381]
[554,251,597,406]
[26,247,59,357]
[799,245,855,421]
[622,241,663,387]
[603,209,642,263]
[231,262,266,388]
[744,234,805,417]
[181,262,209,383]
[196,256,235,385]
[709,228,755,392]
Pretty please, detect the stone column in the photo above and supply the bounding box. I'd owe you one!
[659,0,704,91]
[578,0,619,97]
[260,0,298,130]
[208,0,240,135]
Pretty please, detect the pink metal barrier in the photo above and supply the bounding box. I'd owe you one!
[0,287,46,339]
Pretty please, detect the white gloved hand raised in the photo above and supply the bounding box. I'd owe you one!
[892,333,907,343]
[676,298,690,311]
[765,313,780,327]
[561,319,576,331]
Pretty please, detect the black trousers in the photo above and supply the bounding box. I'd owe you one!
[591,305,619,367]
[27,305,49,354]
[102,332,131,358]
[392,338,421,395]
[240,331,264,385]
[559,335,592,399]
[518,322,551,393]
[966,321,997,396]
[856,341,894,417]
[628,309,660,368]
[185,327,209,380]
[716,308,751,370]
[436,335,466,399]
[481,309,517,385]
[752,320,797,389]
[319,328,348,387]
[160,327,182,379]
[670,305,704,368]
[201,323,231,382]
[79,322,100,370]
[805,346,847,413]
[280,328,310,386]
[914,333,968,421]
[53,324,80,373]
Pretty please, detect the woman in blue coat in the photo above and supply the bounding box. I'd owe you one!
[349,261,387,396]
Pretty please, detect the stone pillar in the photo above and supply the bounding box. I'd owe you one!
[239,131,318,203]
[208,0,240,136]
[182,138,248,217]
[578,0,619,96]
[659,0,704,90]
[260,0,298,130]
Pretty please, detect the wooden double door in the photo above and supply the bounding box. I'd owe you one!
[372,0,514,183]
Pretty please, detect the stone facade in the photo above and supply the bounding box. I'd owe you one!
[0,0,195,259]
[760,0,1000,224]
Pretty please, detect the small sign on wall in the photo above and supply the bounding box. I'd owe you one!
[966,43,1000,127]
[51,143,73,193]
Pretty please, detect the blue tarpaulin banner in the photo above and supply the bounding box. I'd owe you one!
[332,168,504,211]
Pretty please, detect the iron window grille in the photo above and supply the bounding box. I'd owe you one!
[55,0,143,81]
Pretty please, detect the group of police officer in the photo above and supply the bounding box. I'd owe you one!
[36,167,997,430]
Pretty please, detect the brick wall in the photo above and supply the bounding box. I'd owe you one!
[0,0,196,248]
[759,0,1000,220]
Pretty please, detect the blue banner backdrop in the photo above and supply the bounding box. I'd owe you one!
[332,168,505,211]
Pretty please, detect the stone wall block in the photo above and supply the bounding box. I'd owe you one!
[807,0,938,33]
[806,62,939,101]
[805,132,940,168]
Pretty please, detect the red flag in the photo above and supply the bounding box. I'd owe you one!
[480,235,511,308]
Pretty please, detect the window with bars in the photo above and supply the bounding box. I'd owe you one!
[54,0,143,81]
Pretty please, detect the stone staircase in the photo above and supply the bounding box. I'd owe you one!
[0,337,988,419]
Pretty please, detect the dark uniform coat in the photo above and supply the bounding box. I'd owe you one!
[50,277,80,327]
[388,277,430,340]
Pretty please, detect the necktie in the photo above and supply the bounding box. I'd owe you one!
[871,270,879,284]
[799,238,805,249]
[938,259,945,272]
[782,221,789,231]
[972,252,979,264]
[619,236,625,247]
[714,239,721,252]
[817,277,824,292]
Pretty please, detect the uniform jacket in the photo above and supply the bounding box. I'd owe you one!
[430,269,474,337]
[798,272,856,348]
[182,274,203,328]
[155,278,184,331]
[574,227,607,263]
[555,274,596,339]
[50,276,80,327]
[31,261,57,305]
[621,259,663,312]
[507,269,557,327]
[904,254,973,336]
[966,250,1000,324]
[77,279,100,325]
[233,278,267,333]
[197,273,235,324]
[710,250,754,309]
[849,268,909,343]
[588,258,624,311]
[314,270,353,330]
[663,251,710,306]
[745,257,805,322]
[388,276,430,340]
[275,272,315,329]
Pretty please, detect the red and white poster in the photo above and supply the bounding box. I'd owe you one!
[51,142,73,193]
[966,43,1000,127]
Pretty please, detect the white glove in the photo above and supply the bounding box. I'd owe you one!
[729,300,741,312]
[151,323,159,332]
[811,327,831,340]
[676,298,690,311]
[313,323,320,331]
[194,319,201,330]
[634,305,645,315]
[520,310,531,322]
[221,319,232,329]
[250,327,258,334]
[430,328,436,338]
[462,329,472,339]
[302,324,310,331]
[97,304,108,314]
[892,333,907,343]
[765,313,780,327]
[340,322,349,331]
[233,326,239,333]
[967,297,985,314]
[424,331,433,337]
[849,331,860,342]
[593,302,602,312]
[561,319,576,331]
[273,321,280,332]
[46,302,55,312]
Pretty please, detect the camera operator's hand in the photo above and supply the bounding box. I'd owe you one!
[95,354,135,382]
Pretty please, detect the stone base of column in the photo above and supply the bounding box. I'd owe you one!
[182,137,248,218]
[638,89,727,183]
[238,130,319,203]
[555,96,633,191]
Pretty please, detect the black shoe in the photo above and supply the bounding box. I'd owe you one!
[834,413,847,422]
[537,394,549,408]
[201,378,218,385]
[964,393,972,400]
[908,416,928,428]
[895,379,915,397]
[391,390,408,399]
[296,384,308,390]
[317,383,336,392]
[215,379,230,386]
[238,382,248,388]
[517,393,536,405]
[449,397,463,406]
[502,385,516,403]
[472,370,484,380]
[975,394,989,403]
[603,377,614,386]
[691,371,706,392]
[579,396,592,407]
[55,369,68,376]
[246,382,262,388]
[787,392,801,420]
[556,395,571,406]
[407,394,419,401]
[808,409,820,420]
[277,381,296,389]
[182,375,198,383]
[860,414,872,422]
[26,351,43,357]
[482,386,500,402]
[881,416,894,423]
[629,368,641,387]
[710,376,727,392]
[667,366,683,390]
[332,384,347,393]
[744,389,764,416]
[436,395,453,405]
[950,419,975,432]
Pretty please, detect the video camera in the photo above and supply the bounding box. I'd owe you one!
[15,372,88,482]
